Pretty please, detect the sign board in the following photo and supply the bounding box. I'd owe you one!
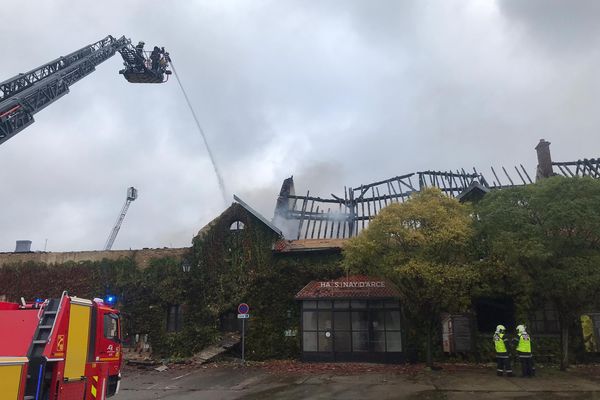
[238,303,249,314]
[238,314,250,319]
[318,280,385,288]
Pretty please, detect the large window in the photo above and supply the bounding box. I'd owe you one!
[530,305,559,334]
[302,299,402,353]
[167,305,184,332]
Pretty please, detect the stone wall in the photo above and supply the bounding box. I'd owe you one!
[0,247,189,269]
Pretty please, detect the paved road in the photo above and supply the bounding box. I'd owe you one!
[116,363,600,400]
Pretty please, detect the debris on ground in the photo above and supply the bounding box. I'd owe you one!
[572,364,600,380]
[191,332,240,364]
[126,359,160,367]
[258,360,425,376]
[154,365,168,372]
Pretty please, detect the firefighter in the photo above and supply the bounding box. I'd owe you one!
[515,324,535,377]
[150,46,161,71]
[493,325,513,376]
[135,41,146,71]
[136,41,145,55]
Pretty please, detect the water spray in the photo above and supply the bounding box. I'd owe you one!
[169,59,228,206]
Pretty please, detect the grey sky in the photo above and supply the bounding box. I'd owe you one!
[1,1,598,252]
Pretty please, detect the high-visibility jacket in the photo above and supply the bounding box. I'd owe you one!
[517,332,532,354]
[494,333,507,353]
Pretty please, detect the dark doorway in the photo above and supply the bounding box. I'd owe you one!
[474,297,515,333]
[220,311,239,332]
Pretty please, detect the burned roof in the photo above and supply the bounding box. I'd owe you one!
[273,139,599,240]
[273,238,345,253]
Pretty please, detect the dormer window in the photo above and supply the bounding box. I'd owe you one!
[230,221,245,231]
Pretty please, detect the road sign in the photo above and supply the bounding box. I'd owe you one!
[237,303,250,365]
[238,303,249,314]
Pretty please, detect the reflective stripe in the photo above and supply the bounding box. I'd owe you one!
[0,357,28,366]
[70,297,93,306]
[494,333,507,353]
[516,333,531,353]
[91,375,99,398]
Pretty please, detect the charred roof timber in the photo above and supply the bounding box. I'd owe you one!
[273,140,599,240]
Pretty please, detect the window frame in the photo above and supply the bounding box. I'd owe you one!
[103,313,120,341]
[301,299,402,353]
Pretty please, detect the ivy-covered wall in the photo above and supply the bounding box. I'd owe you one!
[184,203,345,360]
[0,203,346,360]
[1,201,589,363]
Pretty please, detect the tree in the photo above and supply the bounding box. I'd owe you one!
[476,176,600,370]
[343,188,478,367]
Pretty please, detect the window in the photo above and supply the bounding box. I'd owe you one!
[334,312,350,331]
[302,299,402,354]
[229,221,245,230]
[318,300,332,309]
[303,332,318,351]
[334,300,350,309]
[530,305,559,334]
[167,305,184,332]
[104,313,119,340]
[318,311,332,330]
[303,300,317,309]
[303,311,318,331]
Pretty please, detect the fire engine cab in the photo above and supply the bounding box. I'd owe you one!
[0,292,122,399]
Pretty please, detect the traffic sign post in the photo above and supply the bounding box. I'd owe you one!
[238,303,250,364]
[238,303,249,314]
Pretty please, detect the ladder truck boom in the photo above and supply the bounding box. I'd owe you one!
[0,35,171,146]
[105,186,138,250]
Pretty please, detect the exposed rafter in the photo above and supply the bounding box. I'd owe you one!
[274,155,599,240]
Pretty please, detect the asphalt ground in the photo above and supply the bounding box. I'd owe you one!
[116,361,600,400]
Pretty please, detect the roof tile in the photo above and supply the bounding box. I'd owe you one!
[295,275,400,299]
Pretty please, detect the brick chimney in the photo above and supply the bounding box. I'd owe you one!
[535,139,553,181]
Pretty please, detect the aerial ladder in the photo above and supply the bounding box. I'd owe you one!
[0,35,171,146]
[104,187,138,250]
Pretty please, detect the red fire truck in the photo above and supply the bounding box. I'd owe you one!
[0,292,122,399]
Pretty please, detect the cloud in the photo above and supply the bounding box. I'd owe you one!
[0,0,598,251]
[497,0,600,52]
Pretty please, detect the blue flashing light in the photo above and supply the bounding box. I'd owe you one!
[35,298,44,303]
[104,295,117,305]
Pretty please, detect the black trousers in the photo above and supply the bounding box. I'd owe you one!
[496,354,512,375]
[518,354,535,377]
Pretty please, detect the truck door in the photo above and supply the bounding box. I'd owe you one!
[96,310,122,397]
[98,312,121,362]
[63,298,93,398]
